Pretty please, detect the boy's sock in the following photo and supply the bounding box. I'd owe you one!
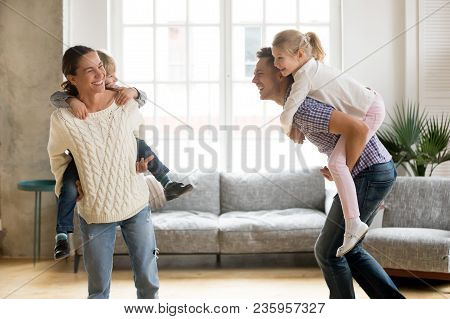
[55,233,68,242]
[159,175,172,188]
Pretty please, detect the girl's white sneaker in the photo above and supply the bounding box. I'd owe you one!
[336,219,369,257]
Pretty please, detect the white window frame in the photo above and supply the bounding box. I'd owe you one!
[67,0,341,172]
[110,0,223,126]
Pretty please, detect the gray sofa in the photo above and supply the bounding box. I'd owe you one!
[74,170,327,271]
[74,172,450,280]
[364,177,450,280]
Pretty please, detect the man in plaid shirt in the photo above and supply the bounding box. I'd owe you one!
[252,47,405,299]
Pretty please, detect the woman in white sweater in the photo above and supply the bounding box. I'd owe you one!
[47,45,159,299]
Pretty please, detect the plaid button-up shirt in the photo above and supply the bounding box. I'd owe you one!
[292,96,392,178]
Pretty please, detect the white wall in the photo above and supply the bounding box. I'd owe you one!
[404,0,419,101]
[340,0,407,228]
[65,0,109,49]
[341,0,406,118]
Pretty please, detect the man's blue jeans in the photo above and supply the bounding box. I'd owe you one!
[314,160,405,299]
[79,206,160,299]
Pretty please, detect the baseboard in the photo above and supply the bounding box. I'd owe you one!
[385,268,450,281]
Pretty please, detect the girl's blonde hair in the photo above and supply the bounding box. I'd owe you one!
[272,29,325,62]
[96,50,116,75]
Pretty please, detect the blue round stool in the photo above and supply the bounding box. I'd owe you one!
[17,180,55,264]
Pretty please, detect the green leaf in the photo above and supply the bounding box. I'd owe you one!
[436,151,450,165]
[430,151,450,176]
[378,101,450,176]
[419,114,450,158]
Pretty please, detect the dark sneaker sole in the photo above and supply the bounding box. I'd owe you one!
[181,184,194,194]
[54,250,70,260]
[166,184,194,201]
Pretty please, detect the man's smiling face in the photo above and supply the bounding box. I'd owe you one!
[252,57,280,101]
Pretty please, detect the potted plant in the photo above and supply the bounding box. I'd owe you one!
[377,101,450,176]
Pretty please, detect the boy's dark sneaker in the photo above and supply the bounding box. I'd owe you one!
[54,238,70,260]
[164,182,193,201]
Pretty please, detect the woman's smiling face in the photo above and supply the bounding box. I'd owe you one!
[68,51,107,95]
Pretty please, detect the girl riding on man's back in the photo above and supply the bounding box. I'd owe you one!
[272,29,386,257]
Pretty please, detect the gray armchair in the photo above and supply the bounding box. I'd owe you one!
[364,177,450,280]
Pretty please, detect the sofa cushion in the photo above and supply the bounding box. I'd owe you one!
[157,171,220,215]
[382,177,450,230]
[151,210,220,254]
[219,208,326,253]
[74,210,220,255]
[220,171,325,213]
[363,228,450,274]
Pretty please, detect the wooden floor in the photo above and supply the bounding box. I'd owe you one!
[1,254,449,299]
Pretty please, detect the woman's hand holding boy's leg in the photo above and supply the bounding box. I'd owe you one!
[136,155,155,173]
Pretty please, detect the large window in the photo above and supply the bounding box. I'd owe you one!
[109,0,333,173]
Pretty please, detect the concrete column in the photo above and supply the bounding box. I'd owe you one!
[0,0,63,257]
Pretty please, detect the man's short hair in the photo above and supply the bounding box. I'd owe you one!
[256,47,276,69]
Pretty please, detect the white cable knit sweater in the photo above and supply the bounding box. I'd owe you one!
[47,99,149,224]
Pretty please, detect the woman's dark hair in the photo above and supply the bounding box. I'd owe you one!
[61,45,95,96]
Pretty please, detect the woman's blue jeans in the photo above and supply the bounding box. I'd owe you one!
[314,160,405,299]
[79,206,160,299]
